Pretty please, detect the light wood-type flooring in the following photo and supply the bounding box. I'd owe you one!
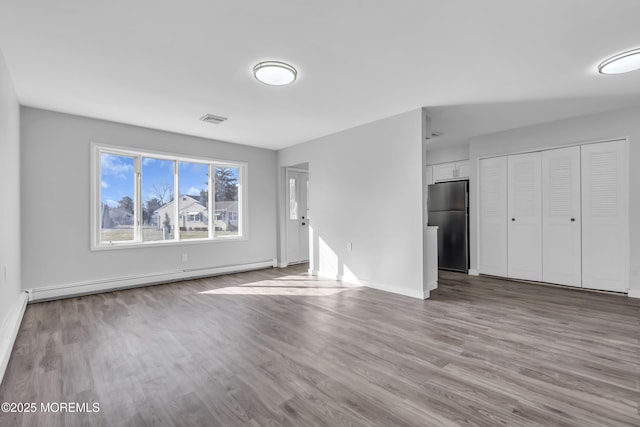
[1,265,639,426]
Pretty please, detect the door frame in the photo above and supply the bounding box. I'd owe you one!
[283,166,310,267]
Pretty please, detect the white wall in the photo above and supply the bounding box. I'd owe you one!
[0,51,24,382]
[20,108,278,293]
[278,109,426,298]
[468,107,640,296]
[425,144,469,165]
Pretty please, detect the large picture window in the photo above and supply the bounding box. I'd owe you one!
[93,144,245,248]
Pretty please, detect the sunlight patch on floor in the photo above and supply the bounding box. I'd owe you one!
[199,275,362,296]
[200,286,353,296]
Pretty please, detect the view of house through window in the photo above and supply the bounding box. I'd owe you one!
[179,161,210,240]
[96,146,244,247]
[215,166,240,237]
[100,153,136,244]
[142,157,175,242]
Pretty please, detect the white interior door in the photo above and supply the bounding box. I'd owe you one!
[286,170,309,264]
[508,152,542,281]
[581,140,628,292]
[542,146,582,287]
[479,156,508,276]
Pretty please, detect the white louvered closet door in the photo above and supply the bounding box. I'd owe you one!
[581,140,628,292]
[542,146,582,287]
[507,152,542,281]
[479,156,508,276]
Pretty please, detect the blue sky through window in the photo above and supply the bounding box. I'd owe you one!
[141,157,174,205]
[179,161,209,199]
[101,154,134,207]
[101,154,239,207]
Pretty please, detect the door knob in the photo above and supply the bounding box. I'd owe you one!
[511,218,515,221]
[570,218,575,222]
[301,222,306,226]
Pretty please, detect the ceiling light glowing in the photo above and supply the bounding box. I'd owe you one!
[598,48,640,74]
[253,61,297,85]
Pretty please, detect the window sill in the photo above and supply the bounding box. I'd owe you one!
[91,236,248,251]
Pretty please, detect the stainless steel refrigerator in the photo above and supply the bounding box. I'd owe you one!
[427,181,469,273]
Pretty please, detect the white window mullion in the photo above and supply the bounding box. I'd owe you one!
[209,164,214,239]
[134,156,142,242]
[238,166,243,237]
[174,161,180,241]
[94,148,103,247]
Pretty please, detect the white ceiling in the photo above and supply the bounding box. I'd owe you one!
[1,1,640,150]
[424,94,640,150]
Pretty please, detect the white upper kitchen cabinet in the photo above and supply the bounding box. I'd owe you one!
[456,160,470,179]
[433,160,470,182]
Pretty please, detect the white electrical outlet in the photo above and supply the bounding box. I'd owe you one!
[347,242,353,251]
[181,253,188,262]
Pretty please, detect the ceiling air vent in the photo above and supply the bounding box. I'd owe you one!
[200,114,228,125]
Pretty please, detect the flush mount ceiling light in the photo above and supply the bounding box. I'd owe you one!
[598,48,640,74]
[253,61,297,86]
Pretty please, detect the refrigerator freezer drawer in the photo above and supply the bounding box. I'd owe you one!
[428,210,469,272]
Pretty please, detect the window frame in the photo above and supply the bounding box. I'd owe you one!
[91,143,247,250]
[289,177,298,220]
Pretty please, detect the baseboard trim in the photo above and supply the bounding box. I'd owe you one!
[0,292,28,386]
[468,269,480,276]
[312,270,426,300]
[426,280,438,291]
[628,289,640,299]
[27,260,276,303]
[359,279,427,300]
[315,270,341,281]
